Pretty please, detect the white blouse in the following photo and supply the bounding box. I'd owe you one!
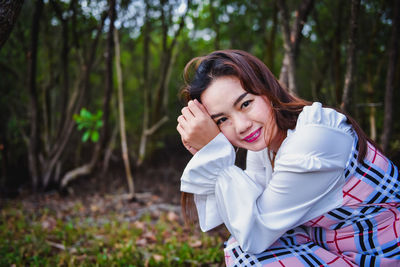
[180,102,355,254]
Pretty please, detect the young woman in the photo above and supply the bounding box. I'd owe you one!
[177,50,400,266]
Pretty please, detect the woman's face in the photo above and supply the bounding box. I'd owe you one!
[200,76,277,151]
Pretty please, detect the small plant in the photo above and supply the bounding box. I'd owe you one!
[73,108,103,143]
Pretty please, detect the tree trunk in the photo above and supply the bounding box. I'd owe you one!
[60,3,113,188]
[266,1,278,73]
[27,0,43,191]
[137,0,151,165]
[340,0,360,113]
[381,0,400,153]
[114,28,135,198]
[61,145,101,188]
[101,0,115,148]
[277,0,314,95]
[102,120,119,174]
[0,0,24,49]
[0,136,8,189]
[50,0,70,141]
[369,104,377,141]
[138,0,190,164]
[154,0,190,117]
[277,0,294,93]
[365,9,383,142]
[44,11,108,189]
[333,0,344,105]
[209,0,220,50]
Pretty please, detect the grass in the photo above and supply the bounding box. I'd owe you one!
[0,195,225,266]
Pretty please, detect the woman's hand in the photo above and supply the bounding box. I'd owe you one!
[177,99,220,155]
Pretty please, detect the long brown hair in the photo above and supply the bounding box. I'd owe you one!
[180,49,374,224]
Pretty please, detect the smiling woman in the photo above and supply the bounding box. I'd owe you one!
[176,50,400,266]
[201,77,275,152]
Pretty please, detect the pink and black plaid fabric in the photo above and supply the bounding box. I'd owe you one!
[224,138,400,266]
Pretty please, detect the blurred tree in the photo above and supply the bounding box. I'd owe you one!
[41,4,108,189]
[277,0,314,95]
[341,0,360,113]
[137,0,191,165]
[209,0,220,50]
[305,0,347,104]
[114,27,135,198]
[381,0,400,153]
[61,0,116,188]
[27,0,43,191]
[0,0,24,49]
[261,0,278,74]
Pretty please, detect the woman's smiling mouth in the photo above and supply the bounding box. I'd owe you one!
[243,128,262,143]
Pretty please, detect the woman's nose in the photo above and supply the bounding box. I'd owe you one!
[235,114,252,135]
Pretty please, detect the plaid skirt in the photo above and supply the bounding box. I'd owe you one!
[224,141,400,266]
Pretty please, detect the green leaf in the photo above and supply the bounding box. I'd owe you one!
[81,108,91,119]
[73,114,80,122]
[96,120,103,129]
[82,131,90,142]
[96,110,103,118]
[91,131,99,142]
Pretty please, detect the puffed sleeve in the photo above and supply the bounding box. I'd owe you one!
[180,133,235,231]
[246,149,272,188]
[181,133,267,231]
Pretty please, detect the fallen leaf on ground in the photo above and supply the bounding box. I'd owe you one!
[133,221,146,230]
[167,211,178,222]
[136,238,147,246]
[41,216,57,231]
[143,231,157,242]
[152,254,164,261]
[189,239,202,248]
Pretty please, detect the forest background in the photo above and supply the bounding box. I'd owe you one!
[0,0,399,265]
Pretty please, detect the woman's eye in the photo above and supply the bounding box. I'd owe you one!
[241,100,252,109]
[216,117,227,125]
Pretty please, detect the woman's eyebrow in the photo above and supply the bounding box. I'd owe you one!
[233,92,248,107]
[211,113,224,119]
[210,92,249,119]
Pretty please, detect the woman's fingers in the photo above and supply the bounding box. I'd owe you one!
[187,100,204,117]
[194,99,209,115]
[177,114,186,126]
[176,99,220,152]
[176,122,185,136]
[187,99,210,119]
[181,106,194,121]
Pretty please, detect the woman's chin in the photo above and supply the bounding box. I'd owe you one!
[236,142,268,152]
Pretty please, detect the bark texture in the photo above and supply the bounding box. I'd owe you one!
[340,0,360,113]
[27,0,43,191]
[381,0,400,153]
[277,0,314,95]
[114,28,135,197]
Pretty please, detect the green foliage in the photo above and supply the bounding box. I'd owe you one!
[0,200,224,266]
[73,108,103,143]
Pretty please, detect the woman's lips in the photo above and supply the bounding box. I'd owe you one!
[243,128,262,143]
